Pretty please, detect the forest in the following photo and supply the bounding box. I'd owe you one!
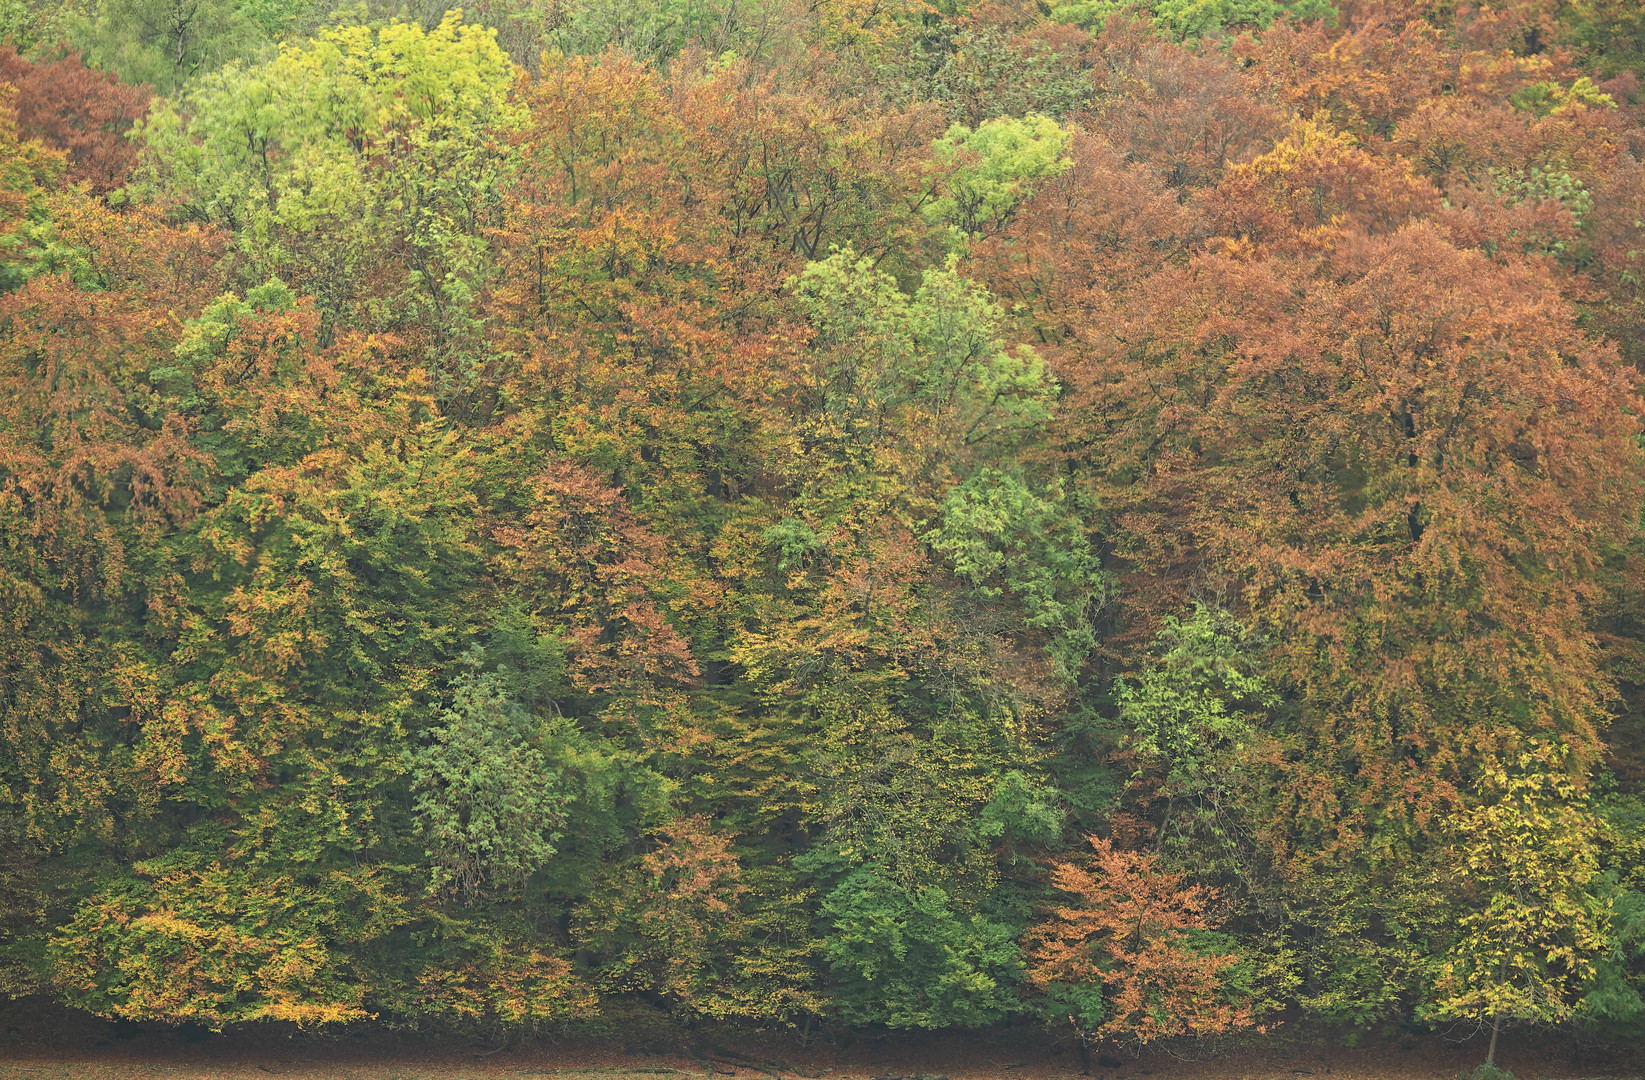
[0,0,1644,1070]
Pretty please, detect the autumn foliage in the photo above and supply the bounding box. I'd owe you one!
[0,0,1642,1061]
[0,47,148,192]
[1026,837,1250,1045]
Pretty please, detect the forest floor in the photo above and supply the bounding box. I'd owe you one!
[0,1011,1637,1080]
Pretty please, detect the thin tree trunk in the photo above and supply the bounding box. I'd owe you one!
[1486,1010,1501,1068]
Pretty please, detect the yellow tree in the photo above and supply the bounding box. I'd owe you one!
[1427,741,1610,1071]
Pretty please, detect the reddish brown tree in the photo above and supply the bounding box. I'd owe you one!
[1025,835,1251,1047]
[0,48,149,193]
[1089,14,1279,193]
[1068,223,1642,858]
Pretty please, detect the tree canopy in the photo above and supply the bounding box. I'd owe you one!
[0,0,1643,1063]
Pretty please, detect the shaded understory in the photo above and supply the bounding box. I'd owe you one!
[0,1001,1639,1080]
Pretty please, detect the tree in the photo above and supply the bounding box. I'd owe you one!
[0,275,205,850]
[0,84,64,291]
[1563,0,1645,78]
[1048,0,1332,42]
[1025,835,1253,1047]
[789,247,1053,468]
[813,861,1024,1028]
[76,0,258,95]
[576,817,754,1017]
[923,114,1073,239]
[136,11,521,353]
[927,16,1097,127]
[0,46,151,192]
[1426,742,1610,1070]
[412,663,574,904]
[6,0,1645,1043]
[1115,604,1272,860]
[928,467,1107,682]
[1012,77,1645,1005]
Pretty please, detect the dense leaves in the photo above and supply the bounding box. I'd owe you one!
[0,0,1643,1062]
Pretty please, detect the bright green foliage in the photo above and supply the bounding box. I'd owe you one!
[791,249,1052,460]
[1509,78,1616,119]
[1486,166,1595,234]
[1048,0,1332,38]
[1151,0,1281,41]
[924,116,1072,238]
[0,1,45,53]
[412,661,572,903]
[929,469,1105,682]
[0,93,64,293]
[137,11,520,352]
[1117,606,1270,818]
[979,769,1065,846]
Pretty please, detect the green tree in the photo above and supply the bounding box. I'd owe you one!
[1116,605,1272,858]
[1564,0,1645,78]
[136,11,521,361]
[812,860,1024,1028]
[413,661,574,904]
[928,468,1106,683]
[790,248,1053,467]
[76,0,260,95]
[1047,0,1333,39]
[923,115,1072,239]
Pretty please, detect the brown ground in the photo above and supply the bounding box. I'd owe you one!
[0,1008,1635,1080]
